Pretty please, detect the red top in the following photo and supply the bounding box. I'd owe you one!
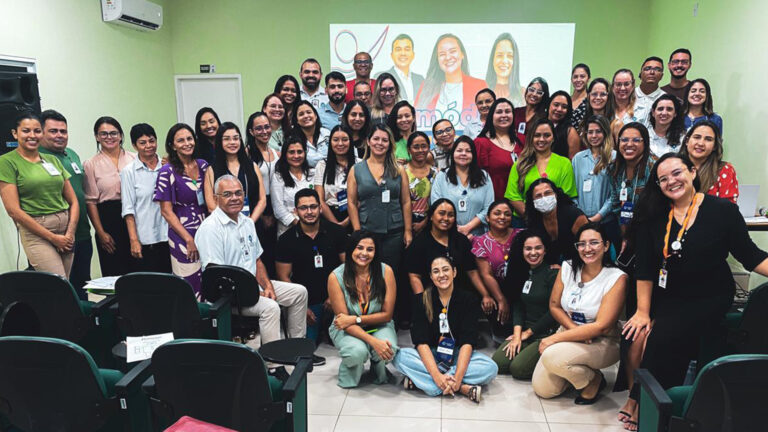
[707,162,739,204]
[475,137,523,200]
[512,106,529,145]
[345,78,376,103]
[414,74,487,117]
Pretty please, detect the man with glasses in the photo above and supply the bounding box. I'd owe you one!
[299,58,329,110]
[661,48,692,103]
[345,52,376,102]
[633,56,667,124]
[377,34,424,104]
[196,175,309,350]
[275,188,346,365]
[353,81,373,107]
[319,72,347,129]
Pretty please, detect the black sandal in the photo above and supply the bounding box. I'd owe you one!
[574,372,606,405]
[467,385,482,403]
[403,376,416,390]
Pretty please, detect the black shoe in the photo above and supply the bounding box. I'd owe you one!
[312,354,326,366]
[575,372,606,405]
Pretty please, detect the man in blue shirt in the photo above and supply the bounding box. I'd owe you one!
[318,72,347,130]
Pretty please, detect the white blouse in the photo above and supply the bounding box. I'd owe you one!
[560,261,625,325]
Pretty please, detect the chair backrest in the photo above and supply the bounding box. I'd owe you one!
[0,302,40,336]
[150,339,276,431]
[735,283,768,353]
[116,272,205,338]
[0,336,116,432]
[683,354,768,432]
[0,271,89,340]
[201,265,260,308]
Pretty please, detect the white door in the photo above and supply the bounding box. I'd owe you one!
[174,74,244,131]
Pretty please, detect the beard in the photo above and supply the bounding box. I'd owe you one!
[329,93,345,104]
[671,69,687,79]
[303,79,319,92]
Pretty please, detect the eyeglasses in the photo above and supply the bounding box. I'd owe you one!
[574,240,603,250]
[619,137,644,144]
[380,87,397,94]
[355,91,372,97]
[657,168,688,186]
[589,92,608,98]
[434,126,454,136]
[296,204,319,211]
[354,60,372,65]
[669,59,690,66]
[98,131,120,138]
[217,190,244,198]
[642,66,663,73]
[251,126,271,133]
[526,87,544,96]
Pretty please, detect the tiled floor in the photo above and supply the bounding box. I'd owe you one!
[306,330,628,432]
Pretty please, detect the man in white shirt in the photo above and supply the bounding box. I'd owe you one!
[299,58,329,110]
[377,34,424,104]
[633,56,666,124]
[195,175,308,348]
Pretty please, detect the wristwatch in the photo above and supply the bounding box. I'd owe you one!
[355,316,362,324]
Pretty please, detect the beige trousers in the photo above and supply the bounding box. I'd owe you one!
[236,280,308,346]
[17,211,74,278]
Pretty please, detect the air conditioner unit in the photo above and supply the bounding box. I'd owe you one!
[101,0,163,31]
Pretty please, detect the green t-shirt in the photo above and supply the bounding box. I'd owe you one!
[505,152,578,203]
[394,138,411,163]
[39,147,91,240]
[0,150,71,216]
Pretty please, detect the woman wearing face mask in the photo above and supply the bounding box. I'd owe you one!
[679,120,738,203]
[406,198,500,316]
[387,101,416,165]
[491,230,559,379]
[405,132,437,235]
[315,126,360,228]
[428,119,455,171]
[291,100,329,172]
[464,89,496,139]
[525,178,588,263]
[121,123,170,273]
[513,77,549,145]
[532,223,626,404]
[341,100,372,158]
[394,255,498,403]
[193,107,221,164]
[475,98,523,200]
[617,153,768,430]
[155,123,209,295]
[271,136,312,238]
[570,64,591,129]
[647,94,685,158]
[84,116,136,276]
[371,73,401,128]
[505,118,577,222]
[430,136,494,238]
[682,78,723,133]
[274,75,300,124]
[572,115,620,248]
[262,93,291,151]
[578,78,615,134]
[547,91,581,159]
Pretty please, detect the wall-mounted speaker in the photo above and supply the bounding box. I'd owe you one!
[0,71,41,155]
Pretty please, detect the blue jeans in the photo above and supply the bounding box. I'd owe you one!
[70,237,92,300]
[393,347,498,396]
[306,303,324,344]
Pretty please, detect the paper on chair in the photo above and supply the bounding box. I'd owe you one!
[126,332,174,363]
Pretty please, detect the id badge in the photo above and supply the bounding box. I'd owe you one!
[511,152,518,163]
[658,268,668,288]
[619,187,629,201]
[517,122,526,134]
[241,196,251,216]
[336,189,348,212]
[439,312,450,333]
[196,188,205,206]
[571,311,587,324]
[522,280,533,294]
[458,198,468,212]
[435,336,455,364]
[314,254,323,268]
[381,189,390,203]
[41,161,61,176]
[583,178,593,193]
[619,201,634,225]
[71,162,82,174]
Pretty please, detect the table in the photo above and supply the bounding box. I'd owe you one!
[747,222,768,232]
[258,337,315,365]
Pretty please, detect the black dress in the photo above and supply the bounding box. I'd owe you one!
[528,203,585,264]
[634,195,767,391]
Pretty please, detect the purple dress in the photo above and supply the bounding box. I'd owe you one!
[153,160,208,295]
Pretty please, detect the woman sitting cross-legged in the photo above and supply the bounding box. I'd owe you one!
[394,255,498,403]
[327,230,399,388]
[532,222,626,404]
[491,229,559,380]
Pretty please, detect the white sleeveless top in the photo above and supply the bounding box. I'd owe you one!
[560,261,625,325]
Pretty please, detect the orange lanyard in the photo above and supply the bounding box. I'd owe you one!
[662,194,698,260]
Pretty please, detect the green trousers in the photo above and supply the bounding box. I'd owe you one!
[492,339,542,380]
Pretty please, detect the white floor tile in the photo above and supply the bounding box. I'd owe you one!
[308,414,338,432]
[334,415,440,432]
[541,389,628,425]
[549,423,626,431]
[307,373,348,415]
[342,383,442,418]
[441,419,550,432]
[311,342,344,375]
[441,376,547,422]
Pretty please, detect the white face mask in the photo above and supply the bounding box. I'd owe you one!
[533,195,557,213]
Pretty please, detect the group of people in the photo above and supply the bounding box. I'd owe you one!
[1,45,765,425]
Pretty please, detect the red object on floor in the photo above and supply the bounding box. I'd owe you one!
[164,416,237,432]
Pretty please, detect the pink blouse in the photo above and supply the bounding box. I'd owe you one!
[83,149,136,203]
[471,229,521,280]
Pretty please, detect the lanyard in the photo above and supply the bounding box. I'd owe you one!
[663,194,698,260]
[358,276,371,315]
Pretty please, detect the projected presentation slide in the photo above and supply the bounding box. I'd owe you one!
[330,23,575,133]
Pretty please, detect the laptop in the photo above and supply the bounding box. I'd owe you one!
[738,184,759,218]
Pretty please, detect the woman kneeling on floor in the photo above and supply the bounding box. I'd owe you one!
[532,222,626,404]
[394,255,498,403]
[328,230,399,388]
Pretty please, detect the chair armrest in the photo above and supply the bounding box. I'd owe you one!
[635,369,673,432]
[91,295,118,327]
[114,360,152,407]
[209,296,232,341]
[141,376,156,397]
[282,357,312,399]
